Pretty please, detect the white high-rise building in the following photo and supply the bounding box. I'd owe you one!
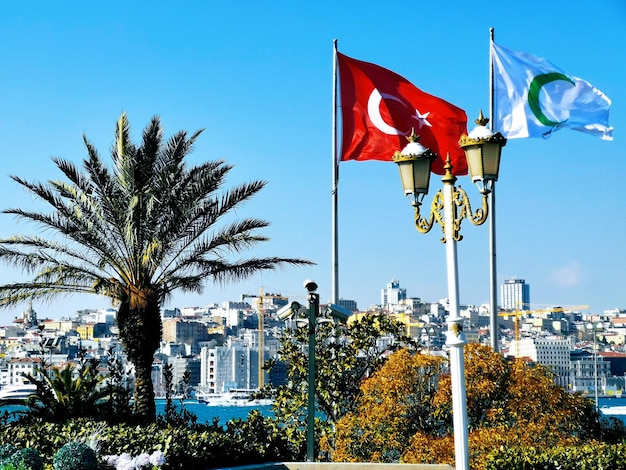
[501,278,530,310]
[381,279,407,310]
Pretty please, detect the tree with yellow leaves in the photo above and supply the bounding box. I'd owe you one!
[332,343,622,468]
[329,349,445,462]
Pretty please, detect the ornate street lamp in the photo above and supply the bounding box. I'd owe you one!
[392,113,506,470]
[459,111,507,191]
[459,112,507,350]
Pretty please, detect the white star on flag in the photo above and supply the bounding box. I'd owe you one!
[415,109,432,128]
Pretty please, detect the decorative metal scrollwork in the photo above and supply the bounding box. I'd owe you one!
[413,185,489,243]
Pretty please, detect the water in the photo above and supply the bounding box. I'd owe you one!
[0,400,274,425]
[597,396,626,419]
[155,399,274,425]
[158,397,626,424]
[3,397,624,425]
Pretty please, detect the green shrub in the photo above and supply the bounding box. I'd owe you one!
[3,448,43,470]
[0,444,18,461]
[0,462,30,470]
[52,442,98,470]
[0,416,296,469]
[484,443,626,470]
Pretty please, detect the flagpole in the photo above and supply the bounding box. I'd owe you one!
[488,27,499,352]
[332,39,339,305]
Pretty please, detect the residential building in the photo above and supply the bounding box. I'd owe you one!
[337,299,358,312]
[8,357,42,386]
[168,355,201,392]
[570,349,611,394]
[76,323,108,340]
[162,318,210,353]
[511,337,571,387]
[199,344,260,393]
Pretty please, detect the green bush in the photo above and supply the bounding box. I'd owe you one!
[53,441,98,470]
[3,448,43,470]
[484,443,626,470]
[0,444,18,461]
[0,415,297,469]
[0,462,30,470]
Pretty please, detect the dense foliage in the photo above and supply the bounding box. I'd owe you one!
[0,113,311,421]
[0,352,131,424]
[331,343,626,468]
[52,442,97,470]
[483,443,626,470]
[0,417,293,469]
[1,449,42,470]
[267,312,416,459]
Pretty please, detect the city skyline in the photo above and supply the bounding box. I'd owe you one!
[1,276,603,324]
[0,2,624,320]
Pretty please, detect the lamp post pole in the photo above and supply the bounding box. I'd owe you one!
[587,321,601,410]
[594,331,599,410]
[488,186,499,351]
[592,323,599,410]
[306,283,319,462]
[441,166,470,470]
[392,114,506,470]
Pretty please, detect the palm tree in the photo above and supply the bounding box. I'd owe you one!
[0,113,312,421]
[21,357,111,422]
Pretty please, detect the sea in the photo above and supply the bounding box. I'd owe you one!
[0,399,274,425]
[155,399,275,425]
[171,397,626,425]
[2,397,626,425]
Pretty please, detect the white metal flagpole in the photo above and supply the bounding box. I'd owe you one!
[488,27,499,352]
[331,39,339,305]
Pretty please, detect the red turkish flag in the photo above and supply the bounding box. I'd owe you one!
[338,52,468,175]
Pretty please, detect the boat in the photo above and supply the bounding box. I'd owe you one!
[0,384,37,401]
[197,389,273,407]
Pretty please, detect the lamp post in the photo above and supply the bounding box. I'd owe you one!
[587,321,603,410]
[305,280,319,462]
[276,281,351,462]
[392,113,506,470]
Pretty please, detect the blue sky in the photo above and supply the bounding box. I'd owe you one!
[0,1,625,320]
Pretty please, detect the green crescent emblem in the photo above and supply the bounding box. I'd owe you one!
[528,72,575,127]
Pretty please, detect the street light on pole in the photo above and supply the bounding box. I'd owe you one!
[276,281,351,462]
[587,321,604,410]
[392,113,506,470]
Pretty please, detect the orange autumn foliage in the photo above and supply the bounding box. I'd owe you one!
[329,349,445,462]
[331,343,606,469]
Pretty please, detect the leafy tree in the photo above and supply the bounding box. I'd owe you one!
[160,363,197,427]
[331,349,444,462]
[0,113,311,421]
[331,343,620,469]
[8,355,110,422]
[101,347,133,423]
[268,312,416,460]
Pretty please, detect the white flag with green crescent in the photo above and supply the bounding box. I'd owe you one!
[492,42,613,140]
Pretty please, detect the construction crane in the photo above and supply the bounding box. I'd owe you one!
[498,304,589,358]
[241,287,287,389]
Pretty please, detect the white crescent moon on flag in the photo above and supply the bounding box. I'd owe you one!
[367,88,431,135]
[367,89,405,135]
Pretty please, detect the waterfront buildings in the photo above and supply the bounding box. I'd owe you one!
[0,277,625,401]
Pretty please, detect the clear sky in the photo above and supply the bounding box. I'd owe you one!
[0,1,625,321]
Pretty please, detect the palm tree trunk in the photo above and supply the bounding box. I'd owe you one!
[133,353,157,420]
[117,298,162,422]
